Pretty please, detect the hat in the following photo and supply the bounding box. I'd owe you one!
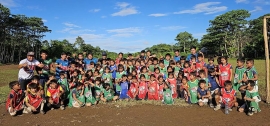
[102,52,107,56]
[27,52,35,56]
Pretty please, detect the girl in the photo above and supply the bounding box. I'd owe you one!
[101,83,117,102]
[93,77,103,102]
[69,82,85,108]
[95,64,103,75]
[181,76,190,103]
[148,74,159,100]
[119,75,129,100]
[147,59,155,73]
[135,60,141,74]
[166,72,177,99]
[109,59,117,79]
[176,71,184,99]
[163,83,173,105]
[83,79,97,106]
[131,69,139,80]
[127,76,139,99]
[126,59,134,74]
[102,66,113,87]
[166,66,174,79]
[92,70,101,81]
[217,56,233,87]
[157,75,165,100]
[183,61,191,80]
[190,56,197,72]
[153,67,164,80]
[140,66,150,80]
[71,69,82,82]
[138,74,148,100]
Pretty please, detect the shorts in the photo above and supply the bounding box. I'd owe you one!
[120,89,129,99]
[72,101,84,108]
[210,88,219,95]
[115,91,120,96]
[199,98,209,103]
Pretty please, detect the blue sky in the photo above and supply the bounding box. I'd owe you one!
[1,0,270,53]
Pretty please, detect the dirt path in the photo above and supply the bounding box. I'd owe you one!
[0,103,269,126]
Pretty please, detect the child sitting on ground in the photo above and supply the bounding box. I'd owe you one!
[197,80,211,107]
[163,82,173,105]
[101,83,118,102]
[24,83,45,114]
[69,82,85,108]
[6,81,25,116]
[46,79,65,110]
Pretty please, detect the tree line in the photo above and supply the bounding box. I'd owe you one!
[0,4,269,64]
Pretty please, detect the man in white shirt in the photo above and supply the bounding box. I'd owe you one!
[18,52,44,91]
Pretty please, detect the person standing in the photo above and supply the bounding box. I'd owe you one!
[18,52,43,91]
[174,50,181,62]
[186,46,198,61]
[37,50,53,88]
[55,52,69,79]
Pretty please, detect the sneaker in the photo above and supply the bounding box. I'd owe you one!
[229,108,233,111]
[214,105,221,111]
[60,105,65,110]
[248,112,254,116]
[209,104,214,108]
[23,108,29,114]
[51,108,54,110]
[40,110,45,114]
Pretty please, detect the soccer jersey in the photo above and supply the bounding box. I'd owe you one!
[219,64,232,87]
[163,88,173,104]
[188,79,199,104]
[148,65,155,73]
[120,81,129,99]
[148,81,159,100]
[84,86,96,104]
[164,60,170,68]
[47,86,63,104]
[233,66,246,91]
[128,82,138,99]
[6,89,24,111]
[197,88,209,98]
[24,93,43,109]
[221,88,236,105]
[158,84,165,100]
[195,61,206,73]
[245,66,258,84]
[58,78,69,98]
[138,81,148,99]
[245,89,261,111]
[38,58,52,77]
[55,59,69,79]
[102,73,113,87]
[174,56,180,62]
[208,75,219,91]
[167,78,177,99]
[18,58,40,80]
[110,65,117,79]
[206,64,215,70]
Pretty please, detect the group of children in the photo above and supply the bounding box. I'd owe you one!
[6,51,261,116]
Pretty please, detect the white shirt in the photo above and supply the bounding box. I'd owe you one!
[18,58,40,80]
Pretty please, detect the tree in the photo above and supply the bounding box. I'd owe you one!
[175,31,198,53]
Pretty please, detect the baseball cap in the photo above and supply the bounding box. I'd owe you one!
[102,52,107,56]
[27,51,35,56]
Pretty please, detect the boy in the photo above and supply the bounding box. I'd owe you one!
[188,72,199,104]
[6,81,25,116]
[208,68,220,108]
[243,59,258,86]
[37,50,53,88]
[58,71,70,99]
[46,79,65,110]
[233,58,246,92]
[180,56,186,68]
[214,80,238,112]
[158,60,167,78]
[199,70,210,89]
[206,57,215,70]
[239,80,261,116]
[101,83,118,102]
[196,53,207,76]
[197,80,211,107]
[24,83,45,114]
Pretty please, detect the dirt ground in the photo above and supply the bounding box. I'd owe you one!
[0,103,269,126]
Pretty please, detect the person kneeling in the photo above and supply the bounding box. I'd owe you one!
[69,82,85,108]
[214,80,238,113]
[101,83,118,102]
[24,83,45,114]
[46,79,65,110]
[6,81,25,116]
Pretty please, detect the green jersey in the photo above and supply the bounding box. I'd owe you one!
[164,60,170,67]
[116,71,126,91]
[233,66,246,91]
[245,89,261,111]
[163,88,173,105]
[127,65,134,73]
[84,86,96,104]
[188,79,199,104]
[102,88,114,101]
[245,66,258,84]
[68,88,85,107]
[102,73,113,87]
[58,78,69,98]
[159,66,167,76]
[149,65,155,72]
[39,58,52,76]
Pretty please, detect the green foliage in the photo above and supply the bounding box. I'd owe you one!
[175,31,199,53]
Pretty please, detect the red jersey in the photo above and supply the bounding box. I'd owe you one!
[148,81,159,100]
[26,93,43,109]
[221,88,236,107]
[138,81,148,99]
[167,78,177,99]
[47,86,62,104]
[196,61,206,74]
[6,89,24,111]
[158,83,165,100]
[183,67,191,80]
[219,64,232,87]
[128,82,138,99]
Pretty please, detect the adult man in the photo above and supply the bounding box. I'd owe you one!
[18,52,43,91]
[84,53,98,70]
[55,52,69,79]
[186,46,198,61]
[37,50,53,88]
[174,50,181,62]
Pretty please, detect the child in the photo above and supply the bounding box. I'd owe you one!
[147,59,155,73]
[183,61,191,80]
[110,59,117,79]
[180,76,190,103]
[119,75,130,100]
[164,53,171,68]
[138,74,148,100]
[128,76,139,99]
[6,81,25,116]
[233,58,246,92]
[153,67,165,80]
[188,72,199,104]
[217,56,233,87]
[24,83,45,114]
[243,59,258,86]
[140,66,150,80]
[197,80,211,107]
[158,60,167,78]
[93,77,103,102]
[176,71,184,98]
[58,72,70,100]
[83,80,97,106]
[206,57,215,70]
[102,66,113,87]
[101,83,118,102]
[166,72,177,99]
[180,56,186,68]
[115,64,127,92]
[127,59,134,74]
[46,79,65,110]
[69,82,85,108]
[174,61,181,77]
[163,83,173,105]
[157,75,165,100]
[214,80,238,113]
[239,80,261,116]
[190,55,197,72]
[208,68,220,108]
[148,74,159,100]
[199,70,210,89]
[196,53,207,75]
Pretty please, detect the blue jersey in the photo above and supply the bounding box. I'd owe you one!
[208,75,219,91]
[110,65,117,79]
[174,56,180,62]
[120,81,129,91]
[197,88,209,97]
[84,58,98,65]
[55,59,69,79]
[206,64,215,70]
[186,53,198,61]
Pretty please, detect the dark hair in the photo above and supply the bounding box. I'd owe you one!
[48,73,55,78]
[247,80,255,87]
[199,79,206,85]
[208,68,215,74]
[95,77,102,82]
[198,53,203,58]
[118,64,124,71]
[168,72,174,77]
[40,50,48,55]
[28,83,38,89]
[103,83,111,88]
[9,81,19,89]
[132,76,137,80]
[224,80,232,86]
[140,74,146,79]
[220,56,228,62]
[190,46,196,50]
[246,58,254,64]
[49,79,58,85]
[191,55,196,59]
[78,53,83,56]
[61,52,66,55]
[198,70,205,75]
[122,74,127,78]
[174,50,179,53]
[165,53,171,58]
[154,67,160,72]
[180,56,186,60]
[159,60,164,64]
[237,58,245,63]
[60,71,65,76]
[32,75,40,81]
[208,57,214,62]
[178,71,184,77]
[140,66,147,73]
[217,57,222,64]
[190,72,197,77]
[141,50,145,53]
[182,76,188,81]
[184,61,190,67]
[157,75,163,80]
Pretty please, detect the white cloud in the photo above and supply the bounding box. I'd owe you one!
[111,2,139,16]
[236,0,249,3]
[174,2,227,15]
[254,0,270,5]
[58,28,74,33]
[0,0,16,7]
[107,27,142,33]
[42,19,47,22]
[58,28,95,34]
[89,9,100,13]
[161,26,187,31]
[148,13,167,17]
[101,16,107,18]
[111,33,134,38]
[249,6,262,13]
[63,22,80,28]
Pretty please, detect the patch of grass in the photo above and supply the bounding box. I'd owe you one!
[0,86,9,104]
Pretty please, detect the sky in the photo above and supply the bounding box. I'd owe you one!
[1,0,270,53]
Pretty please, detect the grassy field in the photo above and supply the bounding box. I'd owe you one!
[0,59,268,104]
